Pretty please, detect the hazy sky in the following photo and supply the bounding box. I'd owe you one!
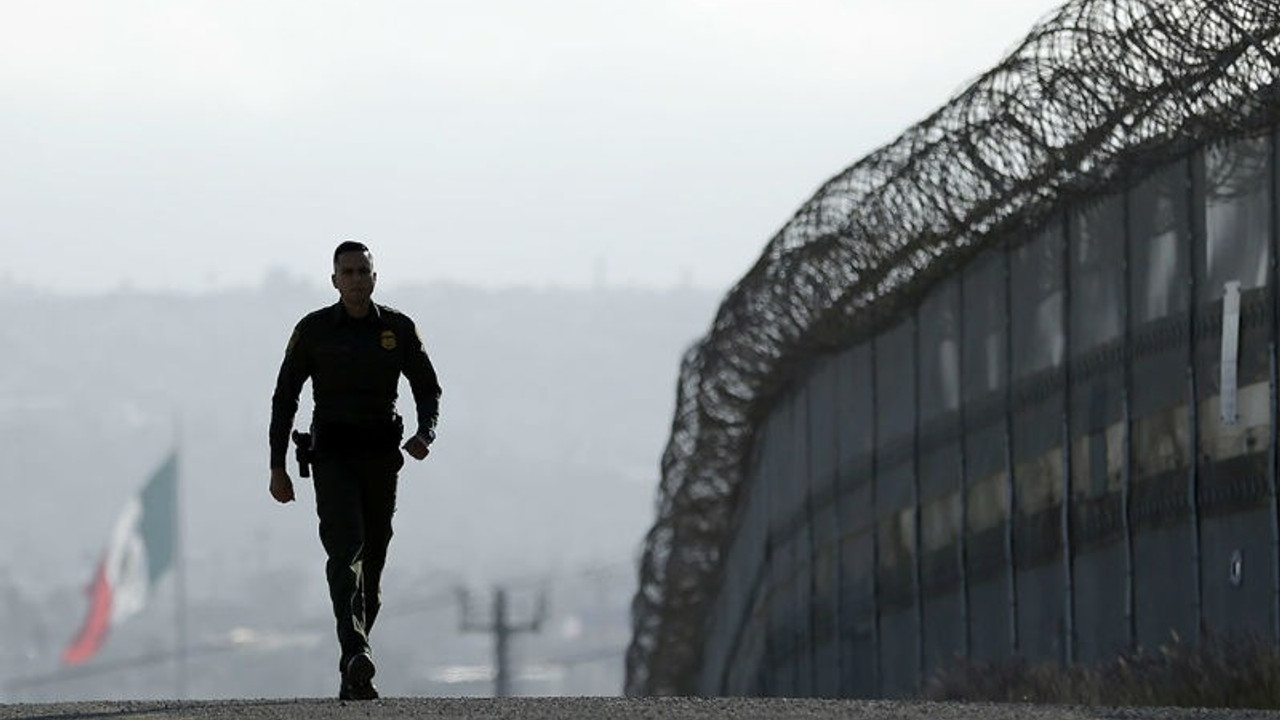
[3,0,1070,295]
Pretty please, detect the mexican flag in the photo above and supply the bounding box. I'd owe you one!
[63,452,178,666]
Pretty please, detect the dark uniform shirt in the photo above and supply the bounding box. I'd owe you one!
[269,302,441,469]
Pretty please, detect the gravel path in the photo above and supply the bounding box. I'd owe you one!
[3,698,1280,720]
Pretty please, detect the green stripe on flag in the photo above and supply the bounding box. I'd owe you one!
[139,452,178,585]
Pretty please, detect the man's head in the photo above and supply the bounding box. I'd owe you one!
[332,240,376,309]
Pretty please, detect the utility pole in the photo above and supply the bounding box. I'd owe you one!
[458,586,547,697]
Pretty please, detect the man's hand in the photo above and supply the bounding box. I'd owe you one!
[402,431,432,461]
[270,467,296,503]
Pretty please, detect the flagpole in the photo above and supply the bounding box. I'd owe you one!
[173,412,189,701]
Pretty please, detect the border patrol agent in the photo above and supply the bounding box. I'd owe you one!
[268,240,441,700]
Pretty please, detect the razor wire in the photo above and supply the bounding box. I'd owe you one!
[626,0,1280,696]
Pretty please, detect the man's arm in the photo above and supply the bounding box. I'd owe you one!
[268,323,311,500]
[401,317,441,460]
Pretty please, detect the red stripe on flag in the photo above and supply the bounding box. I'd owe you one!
[62,557,113,666]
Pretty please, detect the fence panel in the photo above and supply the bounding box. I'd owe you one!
[766,395,800,696]
[1009,225,1067,664]
[1068,193,1130,664]
[1127,157,1199,652]
[836,342,878,696]
[709,399,777,694]
[791,381,815,698]
[961,248,1013,662]
[874,319,919,695]
[917,278,965,679]
[807,357,843,696]
[1195,136,1275,644]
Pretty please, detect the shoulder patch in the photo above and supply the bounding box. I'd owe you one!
[286,330,300,355]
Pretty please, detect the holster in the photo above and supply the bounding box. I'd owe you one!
[291,430,314,478]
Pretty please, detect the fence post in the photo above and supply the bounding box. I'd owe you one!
[1188,154,1204,639]
[1121,172,1137,652]
[1269,124,1280,652]
[912,312,925,690]
[958,268,972,662]
[869,344,883,696]
[1001,240,1020,656]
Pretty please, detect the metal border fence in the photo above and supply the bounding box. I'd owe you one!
[626,0,1280,697]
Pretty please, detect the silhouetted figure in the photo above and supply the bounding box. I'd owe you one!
[268,239,441,700]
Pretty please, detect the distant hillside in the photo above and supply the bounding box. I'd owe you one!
[0,278,718,697]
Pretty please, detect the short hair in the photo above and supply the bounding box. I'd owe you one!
[333,240,371,266]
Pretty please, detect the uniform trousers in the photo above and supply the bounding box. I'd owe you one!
[311,447,403,670]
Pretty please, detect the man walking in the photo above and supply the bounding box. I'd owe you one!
[268,239,441,700]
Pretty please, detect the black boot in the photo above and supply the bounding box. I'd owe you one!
[339,652,379,700]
